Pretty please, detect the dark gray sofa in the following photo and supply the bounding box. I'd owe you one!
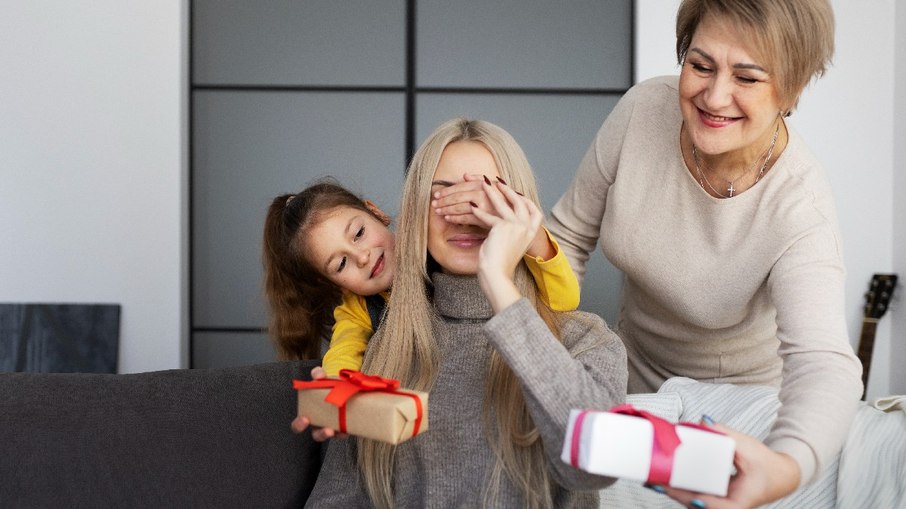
[0,360,323,508]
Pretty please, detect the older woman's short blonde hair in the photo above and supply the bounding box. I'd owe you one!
[676,0,834,114]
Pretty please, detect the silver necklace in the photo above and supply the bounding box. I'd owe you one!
[692,122,780,198]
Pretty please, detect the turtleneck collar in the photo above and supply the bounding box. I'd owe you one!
[431,272,494,321]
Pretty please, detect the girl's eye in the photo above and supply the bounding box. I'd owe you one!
[736,75,758,84]
[690,62,711,73]
[354,226,364,241]
[337,256,347,273]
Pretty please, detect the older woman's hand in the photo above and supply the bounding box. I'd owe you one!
[660,422,800,509]
[470,178,543,312]
[290,366,348,442]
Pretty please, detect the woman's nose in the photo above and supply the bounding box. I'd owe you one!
[703,75,733,110]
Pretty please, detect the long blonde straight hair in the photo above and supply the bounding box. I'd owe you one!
[358,118,563,509]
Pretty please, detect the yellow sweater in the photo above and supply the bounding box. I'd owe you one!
[322,231,580,376]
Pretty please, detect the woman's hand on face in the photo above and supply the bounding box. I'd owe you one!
[431,174,492,227]
[290,366,348,442]
[471,178,543,311]
[433,173,556,261]
[659,422,800,509]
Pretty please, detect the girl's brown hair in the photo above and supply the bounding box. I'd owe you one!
[262,178,379,360]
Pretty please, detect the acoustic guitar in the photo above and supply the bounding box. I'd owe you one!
[856,273,897,400]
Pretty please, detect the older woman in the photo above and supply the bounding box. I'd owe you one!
[302,118,627,509]
[542,0,860,507]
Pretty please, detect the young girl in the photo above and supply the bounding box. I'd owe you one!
[262,178,581,377]
[299,117,627,508]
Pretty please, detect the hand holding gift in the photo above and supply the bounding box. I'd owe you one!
[562,404,735,496]
[291,366,346,441]
[661,423,801,509]
[293,368,428,444]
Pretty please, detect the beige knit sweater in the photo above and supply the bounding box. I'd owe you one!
[548,75,862,485]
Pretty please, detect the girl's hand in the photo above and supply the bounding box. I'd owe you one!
[471,178,544,312]
[659,421,800,509]
[290,366,348,441]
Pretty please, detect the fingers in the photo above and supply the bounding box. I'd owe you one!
[292,414,345,443]
[658,417,797,509]
[431,174,525,214]
[311,426,336,442]
[432,174,541,234]
[432,175,488,219]
[291,415,310,434]
[482,178,513,217]
[294,368,338,442]
[480,177,537,217]
[660,485,721,509]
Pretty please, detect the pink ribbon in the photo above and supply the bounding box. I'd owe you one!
[569,404,723,485]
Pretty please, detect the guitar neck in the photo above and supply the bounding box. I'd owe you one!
[857,317,879,390]
[858,273,898,399]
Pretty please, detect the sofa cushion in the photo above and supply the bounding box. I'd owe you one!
[0,360,322,507]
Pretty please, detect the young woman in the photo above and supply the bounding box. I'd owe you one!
[301,118,627,508]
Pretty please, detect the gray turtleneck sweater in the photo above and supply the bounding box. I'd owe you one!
[305,272,627,508]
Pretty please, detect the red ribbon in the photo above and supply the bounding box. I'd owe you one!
[293,369,423,438]
[568,404,723,486]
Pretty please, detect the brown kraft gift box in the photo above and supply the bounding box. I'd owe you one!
[294,370,428,445]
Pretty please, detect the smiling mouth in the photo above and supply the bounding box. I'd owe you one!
[448,234,486,248]
[699,108,740,124]
[370,253,384,279]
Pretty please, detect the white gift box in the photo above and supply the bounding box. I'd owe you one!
[561,406,736,496]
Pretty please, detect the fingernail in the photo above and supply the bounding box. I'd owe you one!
[701,414,715,426]
[690,499,706,509]
[496,176,508,185]
[643,484,666,494]
[483,175,492,185]
[469,201,478,207]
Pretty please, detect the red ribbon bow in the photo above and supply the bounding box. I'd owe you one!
[569,404,721,485]
[293,369,423,438]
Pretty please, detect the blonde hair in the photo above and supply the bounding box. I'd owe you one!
[676,0,835,113]
[358,118,562,509]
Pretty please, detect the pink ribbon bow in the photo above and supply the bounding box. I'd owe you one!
[569,404,721,485]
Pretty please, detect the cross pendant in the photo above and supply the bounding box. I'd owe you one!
[727,183,735,197]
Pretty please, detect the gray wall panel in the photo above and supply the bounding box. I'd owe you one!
[193,91,406,328]
[416,95,624,324]
[193,0,407,86]
[190,1,633,367]
[417,0,632,89]
[192,331,277,369]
